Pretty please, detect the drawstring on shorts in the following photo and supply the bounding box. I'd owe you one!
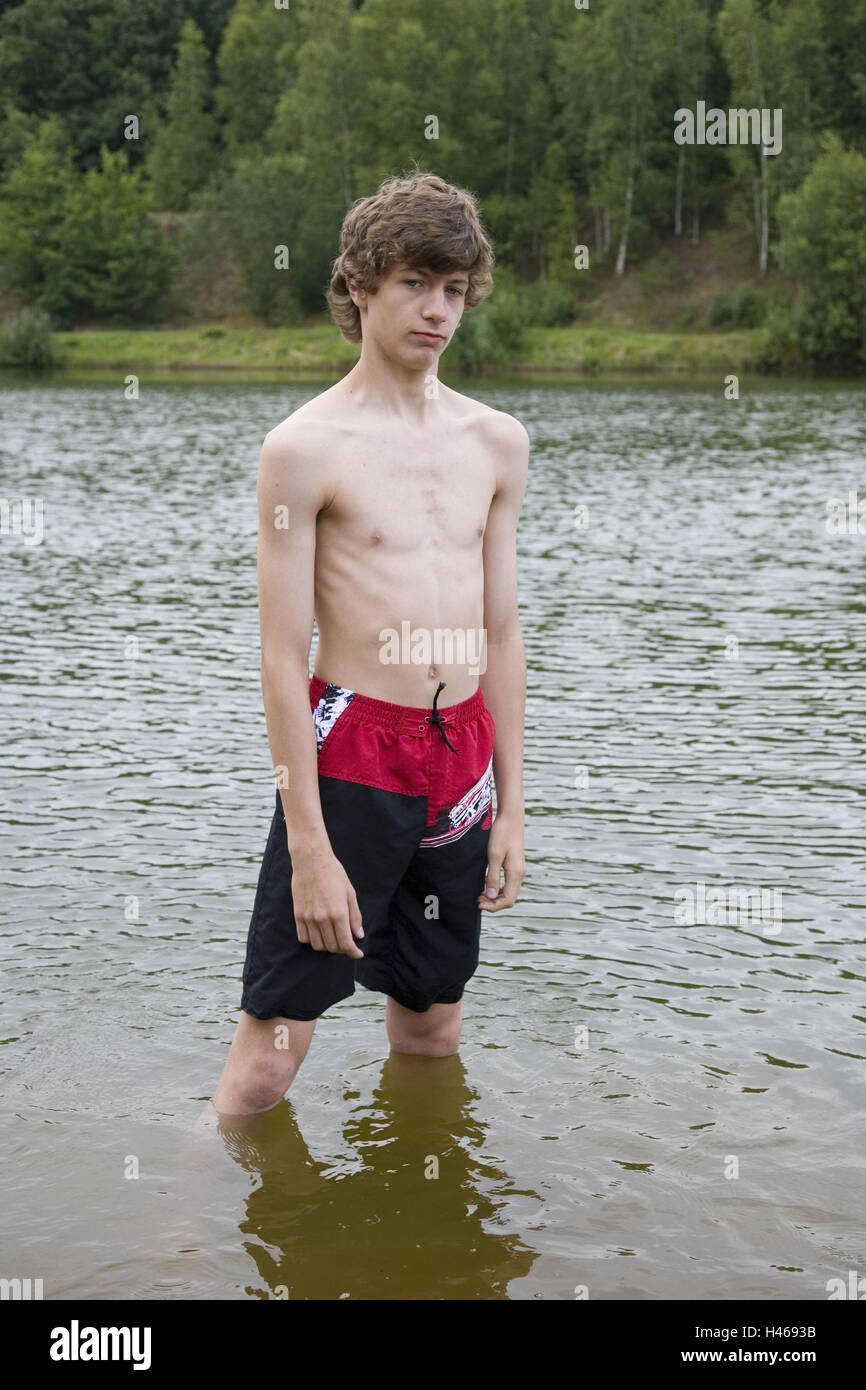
[426,681,459,753]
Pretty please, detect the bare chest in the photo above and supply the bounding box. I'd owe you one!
[322,439,496,553]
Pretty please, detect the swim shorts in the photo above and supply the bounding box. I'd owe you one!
[240,672,497,1020]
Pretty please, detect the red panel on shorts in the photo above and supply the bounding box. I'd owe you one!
[309,673,496,828]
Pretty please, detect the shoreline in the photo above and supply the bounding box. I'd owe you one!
[38,324,804,377]
[2,323,860,379]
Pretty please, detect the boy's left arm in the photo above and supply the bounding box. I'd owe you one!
[477,415,529,912]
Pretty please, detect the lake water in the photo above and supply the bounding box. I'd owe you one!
[1,371,864,1300]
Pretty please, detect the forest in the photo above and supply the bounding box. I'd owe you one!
[0,0,864,368]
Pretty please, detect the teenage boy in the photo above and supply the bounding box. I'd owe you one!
[213,172,528,1115]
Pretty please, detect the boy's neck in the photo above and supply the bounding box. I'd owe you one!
[341,349,445,428]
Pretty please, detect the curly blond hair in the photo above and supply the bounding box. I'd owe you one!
[326,170,495,343]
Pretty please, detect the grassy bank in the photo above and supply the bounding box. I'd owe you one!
[52,322,767,375]
[55,324,359,372]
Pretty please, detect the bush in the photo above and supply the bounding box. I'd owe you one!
[526,280,576,327]
[708,286,766,330]
[445,309,494,372]
[730,286,766,328]
[446,285,531,371]
[484,285,532,357]
[638,248,680,294]
[0,307,58,367]
[675,305,699,331]
[751,301,802,371]
[777,134,866,366]
[708,290,733,329]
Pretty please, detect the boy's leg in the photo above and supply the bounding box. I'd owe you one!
[371,705,496,1047]
[384,997,463,1056]
[212,1010,317,1115]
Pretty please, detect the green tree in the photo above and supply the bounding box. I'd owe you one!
[718,0,783,275]
[491,0,551,203]
[0,117,79,320]
[773,0,830,161]
[0,0,234,171]
[815,0,866,150]
[777,134,866,363]
[346,0,502,195]
[269,0,359,213]
[0,101,40,179]
[266,0,363,310]
[578,0,668,274]
[720,0,835,274]
[526,139,581,284]
[148,18,219,210]
[215,0,294,159]
[61,145,177,320]
[0,123,175,325]
[660,0,713,238]
[183,152,305,323]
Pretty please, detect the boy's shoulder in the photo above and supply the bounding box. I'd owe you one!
[261,385,347,467]
[442,384,530,449]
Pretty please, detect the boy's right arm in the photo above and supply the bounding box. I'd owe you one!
[256,426,364,959]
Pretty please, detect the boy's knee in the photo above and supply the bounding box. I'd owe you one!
[216,1048,299,1115]
[386,999,463,1055]
[434,1024,462,1055]
[250,1052,297,1102]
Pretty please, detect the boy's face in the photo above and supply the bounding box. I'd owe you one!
[351,261,469,361]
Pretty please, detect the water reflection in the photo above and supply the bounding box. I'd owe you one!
[213,1052,535,1300]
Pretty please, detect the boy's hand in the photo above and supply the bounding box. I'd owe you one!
[478,811,525,911]
[290,844,365,957]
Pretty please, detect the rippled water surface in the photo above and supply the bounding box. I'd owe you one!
[1,372,864,1300]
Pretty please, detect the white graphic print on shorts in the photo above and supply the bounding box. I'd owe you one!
[418,755,494,848]
[313,683,356,753]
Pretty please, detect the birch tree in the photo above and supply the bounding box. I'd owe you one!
[660,0,712,238]
[718,0,780,274]
[559,0,666,275]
